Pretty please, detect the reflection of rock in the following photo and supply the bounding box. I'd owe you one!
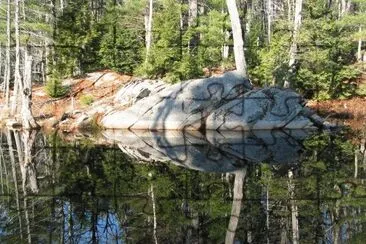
[103,129,314,172]
[101,72,323,130]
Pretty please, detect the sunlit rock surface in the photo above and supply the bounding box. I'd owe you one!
[114,79,167,106]
[102,71,321,130]
[103,129,313,172]
[102,71,253,130]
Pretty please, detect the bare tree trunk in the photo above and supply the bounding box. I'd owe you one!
[284,0,303,88]
[267,0,272,44]
[222,30,230,60]
[226,0,247,77]
[287,0,292,23]
[357,26,363,61]
[145,0,153,63]
[60,0,64,12]
[222,4,230,60]
[11,0,22,116]
[225,169,246,244]
[21,51,39,129]
[188,0,198,50]
[0,44,2,88]
[355,149,358,178]
[5,0,11,108]
[21,0,25,20]
[0,138,5,194]
[340,0,351,17]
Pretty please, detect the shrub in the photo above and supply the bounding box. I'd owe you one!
[45,72,69,98]
[79,94,94,106]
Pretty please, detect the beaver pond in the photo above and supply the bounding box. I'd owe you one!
[0,128,365,243]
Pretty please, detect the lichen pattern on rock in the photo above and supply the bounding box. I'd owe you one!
[206,87,314,130]
[101,72,320,131]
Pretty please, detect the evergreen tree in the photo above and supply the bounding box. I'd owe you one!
[98,0,144,73]
[54,0,101,76]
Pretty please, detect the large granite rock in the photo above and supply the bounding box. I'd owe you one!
[101,72,322,130]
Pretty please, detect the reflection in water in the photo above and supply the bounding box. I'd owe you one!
[0,129,365,243]
[103,129,313,172]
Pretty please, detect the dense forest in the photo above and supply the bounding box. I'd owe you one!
[0,0,365,104]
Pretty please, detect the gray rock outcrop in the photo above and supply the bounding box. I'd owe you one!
[101,71,323,130]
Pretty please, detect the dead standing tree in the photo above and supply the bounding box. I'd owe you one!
[9,0,39,129]
[22,51,39,129]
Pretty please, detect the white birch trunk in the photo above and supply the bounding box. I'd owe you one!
[0,43,3,87]
[5,0,11,108]
[287,0,292,23]
[226,0,247,77]
[145,0,153,62]
[355,149,358,178]
[189,0,198,26]
[11,0,22,116]
[340,0,351,17]
[267,0,272,44]
[223,30,230,60]
[188,0,198,50]
[357,26,363,61]
[284,0,303,88]
[222,6,230,60]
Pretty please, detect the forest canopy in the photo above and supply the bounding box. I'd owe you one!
[0,0,365,100]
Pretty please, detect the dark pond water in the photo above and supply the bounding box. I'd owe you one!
[0,128,365,243]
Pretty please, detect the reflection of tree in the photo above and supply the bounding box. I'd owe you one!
[0,130,365,243]
[6,129,23,241]
[225,169,246,244]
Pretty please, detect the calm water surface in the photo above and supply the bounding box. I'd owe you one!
[0,128,365,243]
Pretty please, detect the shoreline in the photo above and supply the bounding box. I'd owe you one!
[0,70,365,133]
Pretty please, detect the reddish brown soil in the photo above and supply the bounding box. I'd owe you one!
[308,97,366,131]
[30,70,133,121]
[1,70,365,133]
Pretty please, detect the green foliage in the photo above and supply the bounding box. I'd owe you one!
[197,10,229,70]
[15,0,364,100]
[79,94,94,106]
[295,15,360,99]
[137,0,184,82]
[98,28,142,73]
[357,83,366,96]
[45,72,68,98]
[98,1,144,73]
[248,0,363,98]
[250,29,291,86]
[54,0,102,76]
[137,0,207,82]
